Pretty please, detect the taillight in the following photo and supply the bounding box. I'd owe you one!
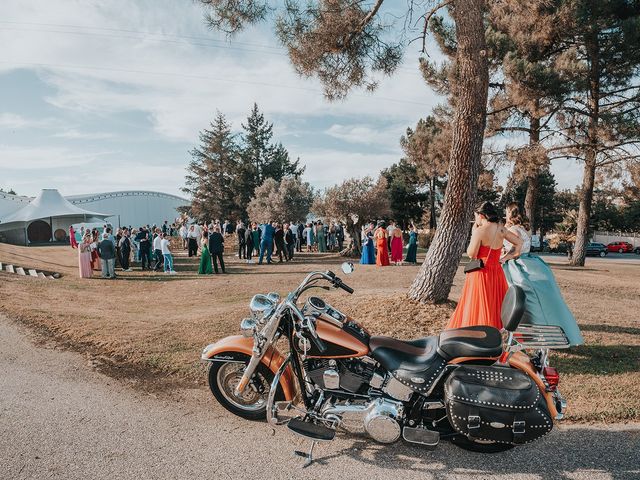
[543,366,559,391]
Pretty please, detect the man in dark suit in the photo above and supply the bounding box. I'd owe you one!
[273,223,286,263]
[296,223,304,252]
[236,221,246,259]
[336,222,345,251]
[208,225,226,274]
[284,223,294,261]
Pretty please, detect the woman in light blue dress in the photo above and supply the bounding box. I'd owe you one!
[501,204,583,346]
[360,223,376,264]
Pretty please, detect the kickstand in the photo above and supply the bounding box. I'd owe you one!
[294,441,317,468]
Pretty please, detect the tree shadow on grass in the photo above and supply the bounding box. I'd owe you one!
[311,427,640,480]
[553,345,640,374]
[579,324,640,336]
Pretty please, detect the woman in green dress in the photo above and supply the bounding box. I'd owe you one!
[317,221,327,252]
[198,234,213,274]
[405,225,418,264]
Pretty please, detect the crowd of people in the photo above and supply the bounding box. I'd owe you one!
[75,221,179,278]
[359,220,418,267]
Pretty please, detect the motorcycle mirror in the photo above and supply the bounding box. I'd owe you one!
[341,262,354,275]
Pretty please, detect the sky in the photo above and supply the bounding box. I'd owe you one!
[0,0,583,198]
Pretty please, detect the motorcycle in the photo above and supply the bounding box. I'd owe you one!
[201,263,569,466]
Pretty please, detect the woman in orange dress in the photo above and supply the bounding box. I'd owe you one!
[446,202,523,330]
[375,221,390,267]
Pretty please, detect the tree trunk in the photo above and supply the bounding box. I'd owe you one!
[408,0,489,303]
[524,114,541,234]
[429,176,437,229]
[570,32,599,267]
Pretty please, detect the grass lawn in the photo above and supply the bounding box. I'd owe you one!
[0,242,638,423]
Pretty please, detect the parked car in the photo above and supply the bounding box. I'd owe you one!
[586,242,608,257]
[607,241,634,254]
[531,239,550,253]
[635,246,640,255]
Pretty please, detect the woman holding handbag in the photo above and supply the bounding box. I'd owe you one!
[446,202,523,330]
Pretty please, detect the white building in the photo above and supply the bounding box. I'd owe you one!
[0,189,189,245]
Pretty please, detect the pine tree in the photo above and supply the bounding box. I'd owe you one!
[381,159,428,229]
[182,112,240,221]
[486,0,570,234]
[238,104,304,213]
[554,1,640,266]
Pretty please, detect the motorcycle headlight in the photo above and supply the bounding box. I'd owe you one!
[249,294,276,322]
[240,318,258,338]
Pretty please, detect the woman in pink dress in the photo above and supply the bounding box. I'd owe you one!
[390,227,403,264]
[78,234,93,278]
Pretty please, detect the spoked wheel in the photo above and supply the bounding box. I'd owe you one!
[450,434,514,453]
[207,353,284,421]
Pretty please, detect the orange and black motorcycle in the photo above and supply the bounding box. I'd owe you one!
[202,263,568,465]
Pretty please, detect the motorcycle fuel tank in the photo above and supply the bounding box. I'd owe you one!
[295,317,371,358]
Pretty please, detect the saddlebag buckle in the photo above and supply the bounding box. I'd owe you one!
[468,415,481,430]
[512,420,526,444]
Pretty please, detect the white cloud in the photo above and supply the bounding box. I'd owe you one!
[0,112,60,129]
[0,144,112,170]
[51,128,114,140]
[325,123,405,149]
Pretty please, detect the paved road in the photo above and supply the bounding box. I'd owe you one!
[539,252,640,265]
[1,316,639,480]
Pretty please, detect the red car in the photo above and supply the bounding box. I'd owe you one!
[606,241,634,253]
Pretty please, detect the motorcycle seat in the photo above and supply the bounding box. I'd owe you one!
[369,335,441,372]
[369,335,447,393]
[437,326,503,360]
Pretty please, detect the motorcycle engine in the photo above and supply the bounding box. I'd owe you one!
[304,358,375,394]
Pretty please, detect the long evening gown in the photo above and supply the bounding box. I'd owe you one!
[78,242,93,278]
[502,227,583,345]
[405,231,418,263]
[375,229,390,267]
[446,245,507,330]
[360,231,376,264]
[390,233,403,263]
[317,227,327,252]
[199,244,213,274]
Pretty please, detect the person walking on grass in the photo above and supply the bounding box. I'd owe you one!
[153,228,164,272]
[98,232,116,279]
[285,222,295,261]
[274,222,286,263]
[187,225,199,257]
[209,225,226,273]
[119,228,132,272]
[198,233,213,274]
[160,233,176,275]
[236,221,246,259]
[258,221,275,264]
[78,233,93,278]
[136,226,151,270]
[244,223,254,263]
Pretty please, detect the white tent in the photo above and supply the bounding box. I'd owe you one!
[0,189,111,244]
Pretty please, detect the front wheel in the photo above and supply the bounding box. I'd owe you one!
[207,353,284,421]
[600,251,606,257]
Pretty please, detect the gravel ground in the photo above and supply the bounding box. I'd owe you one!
[1,315,639,480]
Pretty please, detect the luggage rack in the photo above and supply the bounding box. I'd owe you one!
[508,324,570,351]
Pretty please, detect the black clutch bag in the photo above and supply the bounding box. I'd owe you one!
[464,258,484,274]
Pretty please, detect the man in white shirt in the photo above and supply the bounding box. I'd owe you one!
[187,225,199,257]
[160,233,176,274]
[152,229,164,271]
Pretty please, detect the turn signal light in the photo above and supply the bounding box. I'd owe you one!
[543,366,559,391]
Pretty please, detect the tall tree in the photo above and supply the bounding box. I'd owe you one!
[400,113,450,229]
[555,1,640,265]
[381,159,428,229]
[198,0,492,302]
[486,0,570,233]
[313,176,390,256]
[247,177,314,223]
[183,112,241,221]
[237,104,304,212]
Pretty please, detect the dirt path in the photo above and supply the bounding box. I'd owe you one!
[1,315,639,480]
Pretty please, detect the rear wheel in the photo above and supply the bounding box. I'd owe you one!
[450,434,515,453]
[599,251,606,257]
[207,353,284,421]
[619,248,624,254]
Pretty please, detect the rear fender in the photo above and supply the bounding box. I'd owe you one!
[202,335,296,401]
[506,351,559,419]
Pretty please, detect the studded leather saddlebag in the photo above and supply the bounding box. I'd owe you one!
[444,365,553,445]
